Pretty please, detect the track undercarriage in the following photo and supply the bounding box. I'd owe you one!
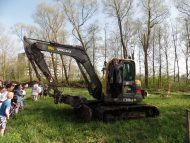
[74,100,159,122]
[55,93,159,122]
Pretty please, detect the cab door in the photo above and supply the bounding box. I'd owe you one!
[122,60,136,95]
[123,60,143,103]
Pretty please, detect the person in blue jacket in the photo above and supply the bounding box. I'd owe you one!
[0,92,13,136]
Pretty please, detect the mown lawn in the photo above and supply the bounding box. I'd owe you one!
[0,88,190,143]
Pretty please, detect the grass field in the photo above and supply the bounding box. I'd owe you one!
[0,88,190,143]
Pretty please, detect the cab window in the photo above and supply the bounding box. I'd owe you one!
[123,62,135,81]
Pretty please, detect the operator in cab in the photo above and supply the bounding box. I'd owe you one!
[108,59,123,98]
[113,59,123,97]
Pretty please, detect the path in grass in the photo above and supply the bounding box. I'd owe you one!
[0,88,190,143]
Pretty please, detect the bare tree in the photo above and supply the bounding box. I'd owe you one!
[59,0,97,50]
[158,27,163,88]
[184,19,190,82]
[0,30,16,80]
[176,0,190,17]
[33,2,67,83]
[58,0,100,84]
[103,0,132,58]
[138,43,142,80]
[87,24,99,67]
[171,22,180,82]
[11,23,38,81]
[123,20,139,59]
[11,23,38,41]
[163,25,170,80]
[181,18,190,82]
[176,1,190,82]
[152,27,156,84]
[139,0,168,88]
[107,32,122,58]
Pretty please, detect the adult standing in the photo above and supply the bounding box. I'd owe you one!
[14,84,24,113]
[114,60,123,97]
[108,60,116,97]
[21,83,28,106]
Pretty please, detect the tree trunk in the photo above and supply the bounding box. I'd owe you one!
[28,62,33,82]
[76,27,86,50]
[51,53,58,83]
[61,58,64,83]
[60,55,69,85]
[144,48,149,88]
[152,30,155,84]
[164,46,169,80]
[172,26,177,82]
[158,28,162,88]
[92,35,95,67]
[174,59,176,82]
[185,19,190,82]
[2,52,6,81]
[138,47,141,80]
[143,5,151,88]
[2,56,5,81]
[118,17,127,58]
[176,58,180,82]
[186,57,188,82]
[67,58,72,80]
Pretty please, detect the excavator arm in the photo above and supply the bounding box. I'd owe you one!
[23,36,102,106]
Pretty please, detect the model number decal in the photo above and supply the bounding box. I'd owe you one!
[123,98,136,102]
[57,48,71,53]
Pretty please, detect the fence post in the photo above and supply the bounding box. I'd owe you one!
[187,109,190,143]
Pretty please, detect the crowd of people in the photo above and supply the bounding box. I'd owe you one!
[0,80,48,136]
[0,81,28,136]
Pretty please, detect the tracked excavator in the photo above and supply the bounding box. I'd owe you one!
[23,36,159,121]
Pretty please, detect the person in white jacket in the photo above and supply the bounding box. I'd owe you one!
[31,82,40,101]
[0,87,7,108]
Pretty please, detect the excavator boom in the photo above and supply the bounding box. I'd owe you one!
[23,36,102,104]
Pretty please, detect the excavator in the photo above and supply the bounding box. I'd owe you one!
[23,36,159,121]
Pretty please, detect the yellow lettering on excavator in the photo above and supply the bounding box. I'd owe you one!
[48,46,55,52]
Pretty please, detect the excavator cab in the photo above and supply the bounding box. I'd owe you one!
[105,59,143,104]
